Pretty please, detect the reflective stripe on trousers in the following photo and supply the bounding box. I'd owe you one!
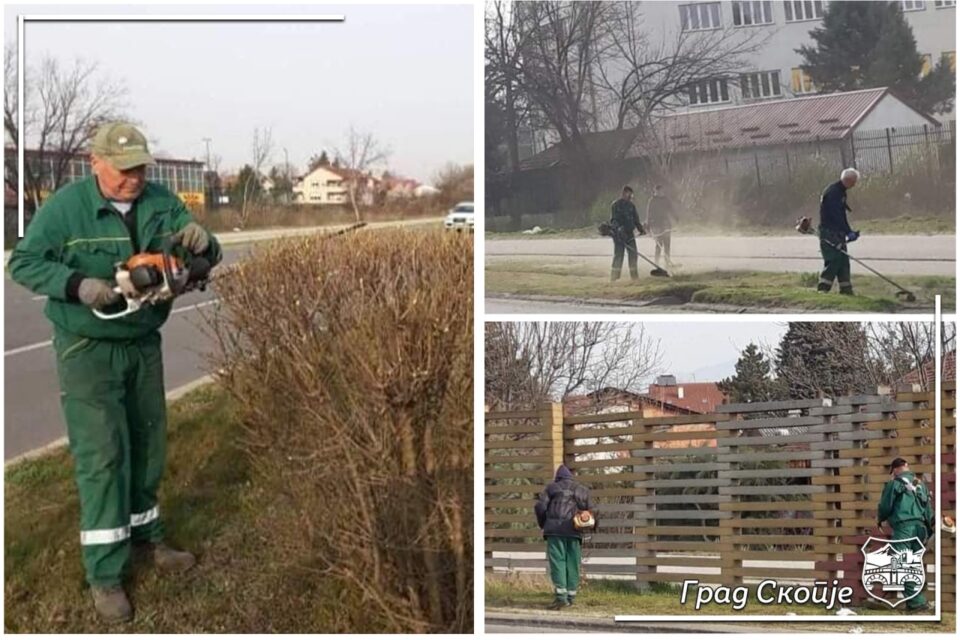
[81,506,160,545]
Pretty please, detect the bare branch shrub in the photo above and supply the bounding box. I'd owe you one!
[209,229,473,632]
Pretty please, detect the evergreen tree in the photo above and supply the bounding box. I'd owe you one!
[797,1,954,114]
[307,151,331,172]
[718,343,783,404]
[775,323,873,399]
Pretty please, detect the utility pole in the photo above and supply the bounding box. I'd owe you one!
[283,147,290,204]
[202,138,214,209]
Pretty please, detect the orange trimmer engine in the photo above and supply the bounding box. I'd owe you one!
[93,239,211,320]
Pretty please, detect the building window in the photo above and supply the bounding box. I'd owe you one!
[921,53,932,77]
[784,0,825,22]
[901,0,925,10]
[733,1,774,25]
[944,51,956,71]
[688,78,730,105]
[791,67,816,94]
[680,3,722,31]
[934,0,955,7]
[741,70,782,99]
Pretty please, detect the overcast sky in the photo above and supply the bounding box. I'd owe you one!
[638,321,788,384]
[6,4,474,182]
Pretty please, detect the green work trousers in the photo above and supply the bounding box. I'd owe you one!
[818,238,852,293]
[546,536,582,601]
[54,328,167,587]
[892,521,929,610]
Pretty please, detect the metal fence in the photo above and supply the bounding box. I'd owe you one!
[485,383,957,611]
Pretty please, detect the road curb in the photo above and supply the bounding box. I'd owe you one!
[4,374,216,468]
[485,610,788,634]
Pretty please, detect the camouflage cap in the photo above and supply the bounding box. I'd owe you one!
[91,122,156,170]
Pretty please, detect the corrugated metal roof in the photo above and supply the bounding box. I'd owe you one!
[520,87,936,170]
[635,87,889,155]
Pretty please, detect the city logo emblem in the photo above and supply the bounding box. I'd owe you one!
[860,536,926,608]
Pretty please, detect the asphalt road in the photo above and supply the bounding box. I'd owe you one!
[5,217,445,461]
[486,297,693,314]
[486,234,956,277]
[3,246,250,461]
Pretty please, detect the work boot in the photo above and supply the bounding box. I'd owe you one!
[610,270,620,282]
[565,596,575,607]
[547,597,566,610]
[629,270,640,281]
[90,585,133,624]
[839,288,854,296]
[151,542,196,573]
[907,602,933,614]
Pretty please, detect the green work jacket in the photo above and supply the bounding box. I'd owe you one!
[9,177,221,340]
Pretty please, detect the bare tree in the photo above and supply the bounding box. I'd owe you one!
[4,50,128,212]
[334,126,390,222]
[597,3,769,131]
[864,322,955,392]
[239,126,273,229]
[485,0,531,175]
[485,321,662,411]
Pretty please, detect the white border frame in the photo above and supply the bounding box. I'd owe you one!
[15,12,345,238]
[611,298,943,623]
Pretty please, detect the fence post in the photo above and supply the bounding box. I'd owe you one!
[631,416,655,593]
[542,402,565,479]
[885,128,895,175]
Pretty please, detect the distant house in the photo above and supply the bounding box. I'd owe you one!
[381,175,420,199]
[565,376,726,449]
[897,350,956,391]
[293,166,378,206]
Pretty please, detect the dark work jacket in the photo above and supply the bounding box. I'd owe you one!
[535,470,595,539]
[610,198,643,240]
[818,180,852,240]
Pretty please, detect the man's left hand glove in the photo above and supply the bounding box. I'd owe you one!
[846,230,860,243]
[173,223,210,254]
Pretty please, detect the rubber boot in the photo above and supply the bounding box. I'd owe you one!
[91,585,133,624]
[152,542,196,573]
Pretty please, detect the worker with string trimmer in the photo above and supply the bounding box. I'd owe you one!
[816,167,860,295]
[600,185,669,280]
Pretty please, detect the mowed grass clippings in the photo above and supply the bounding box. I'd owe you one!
[486,573,956,633]
[485,261,954,312]
[4,386,370,634]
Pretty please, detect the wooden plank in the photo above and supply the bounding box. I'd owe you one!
[485,454,552,464]
[723,501,817,512]
[564,412,730,427]
[730,550,826,561]
[729,567,832,579]
[566,441,722,457]
[719,485,826,495]
[487,499,536,509]
[713,415,824,431]
[486,409,542,420]
[570,460,728,473]
[719,451,824,463]
[729,518,820,527]
[564,425,720,442]
[718,468,819,479]
[486,469,551,480]
[729,535,827,545]
[717,433,823,447]
[718,399,830,413]
[485,423,546,436]
[484,439,553,450]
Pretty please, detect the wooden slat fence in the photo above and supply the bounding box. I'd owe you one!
[485,384,955,612]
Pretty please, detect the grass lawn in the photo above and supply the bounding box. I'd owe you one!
[486,573,955,633]
[486,215,956,239]
[486,262,954,313]
[4,385,369,633]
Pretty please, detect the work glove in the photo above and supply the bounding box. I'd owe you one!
[845,230,860,243]
[173,222,210,255]
[78,278,122,309]
[636,223,646,236]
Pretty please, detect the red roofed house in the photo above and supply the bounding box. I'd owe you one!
[565,375,726,450]
[897,350,956,391]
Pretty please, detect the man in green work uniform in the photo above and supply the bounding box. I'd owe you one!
[9,122,222,623]
[535,465,595,609]
[876,457,934,613]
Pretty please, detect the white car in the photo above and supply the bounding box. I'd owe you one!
[444,202,474,232]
